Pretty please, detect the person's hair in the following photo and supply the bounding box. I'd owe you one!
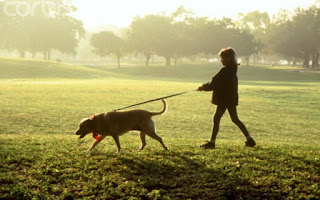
[218,47,240,66]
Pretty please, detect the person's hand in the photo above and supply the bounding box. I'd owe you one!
[197,86,203,91]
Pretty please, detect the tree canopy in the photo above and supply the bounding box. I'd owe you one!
[91,31,125,68]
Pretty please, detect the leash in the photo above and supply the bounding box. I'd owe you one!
[114,89,197,111]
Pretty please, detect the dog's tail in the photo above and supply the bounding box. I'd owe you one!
[150,99,167,116]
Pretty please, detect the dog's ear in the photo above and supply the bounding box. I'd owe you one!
[79,118,92,127]
[86,118,95,127]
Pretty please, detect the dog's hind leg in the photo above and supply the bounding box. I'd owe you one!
[138,132,146,151]
[148,132,168,150]
[111,134,121,153]
[145,120,168,151]
[88,135,106,151]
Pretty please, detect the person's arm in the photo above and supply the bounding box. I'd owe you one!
[198,69,224,91]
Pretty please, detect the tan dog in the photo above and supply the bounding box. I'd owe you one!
[75,99,168,153]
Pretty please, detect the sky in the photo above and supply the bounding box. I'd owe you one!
[72,0,318,28]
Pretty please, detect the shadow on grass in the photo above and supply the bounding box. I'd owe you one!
[114,150,285,199]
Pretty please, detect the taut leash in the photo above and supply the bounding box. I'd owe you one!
[114,89,197,111]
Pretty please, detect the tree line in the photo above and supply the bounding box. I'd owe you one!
[1,1,319,67]
[91,7,259,67]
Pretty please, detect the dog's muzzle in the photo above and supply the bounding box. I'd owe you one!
[75,130,86,139]
[79,134,86,139]
[75,130,81,135]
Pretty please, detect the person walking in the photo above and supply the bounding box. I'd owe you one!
[197,47,256,149]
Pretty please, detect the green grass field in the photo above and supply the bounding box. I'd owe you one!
[0,58,319,199]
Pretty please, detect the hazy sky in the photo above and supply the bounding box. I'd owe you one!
[73,0,317,28]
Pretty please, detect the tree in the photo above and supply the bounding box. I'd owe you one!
[128,14,176,66]
[294,6,320,68]
[128,16,156,67]
[236,11,270,37]
[266,21,297,64]
[91,31,125,68]
[0,1,7,48]
[267,6,320,67]
[170,21,197,65]
[50,16,85,56]
[235,11,270,62]
[194,19,227,57]
[170,6,198,65]
[1,0,84,60]
[232,30,260,65]
[128,7,199,67]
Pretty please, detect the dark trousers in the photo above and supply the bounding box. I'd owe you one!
[210,105,250,142]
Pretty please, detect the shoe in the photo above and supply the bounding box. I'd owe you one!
[200,141,215,149]
[245,138,256,147]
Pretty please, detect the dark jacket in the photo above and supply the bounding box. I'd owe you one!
[201,65,238,107]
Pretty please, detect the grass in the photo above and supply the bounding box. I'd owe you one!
[0,57,319,199]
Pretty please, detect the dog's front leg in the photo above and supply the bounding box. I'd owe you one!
[111,134,121,153]
[88,135,106,151]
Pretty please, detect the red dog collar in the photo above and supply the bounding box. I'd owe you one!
[91,115,100,141]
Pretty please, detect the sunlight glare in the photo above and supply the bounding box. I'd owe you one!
[68,0,316,28]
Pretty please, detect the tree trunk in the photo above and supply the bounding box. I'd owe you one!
[48,49,51,61]
[303,52,310,68]
[32,51,36,59]
[174,57,178,66]
[312,52,319,68]
[19,50,25,58]
[145,53,151,67]
[245,56,250,66]
[117,55,121,68]
[44,50,47,60]
[165,56,171,66]
[292,60,297,66]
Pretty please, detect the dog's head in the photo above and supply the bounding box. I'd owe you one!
[75,118,94,139]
